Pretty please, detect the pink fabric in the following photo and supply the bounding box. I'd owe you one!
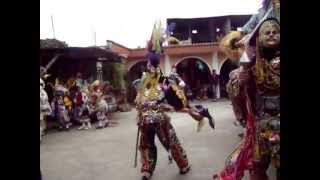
[216,89,256,180]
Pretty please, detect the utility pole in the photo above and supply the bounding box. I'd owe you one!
[94,30,97,46]
[51,15,56,39]
[92,27,97,46]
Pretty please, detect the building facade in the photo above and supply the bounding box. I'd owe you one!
[108,15,251,101]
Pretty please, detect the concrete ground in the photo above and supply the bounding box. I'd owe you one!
[40,100,276,180]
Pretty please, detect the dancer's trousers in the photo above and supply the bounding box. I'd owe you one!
[139,120,189,175]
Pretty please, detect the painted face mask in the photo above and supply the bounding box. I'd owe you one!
[147,62,156,74]
[259,19,280,49]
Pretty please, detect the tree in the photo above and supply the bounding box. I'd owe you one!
[40,39,68,49]
[115,63,125,89]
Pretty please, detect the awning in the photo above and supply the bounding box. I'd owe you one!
[40,47,123,63]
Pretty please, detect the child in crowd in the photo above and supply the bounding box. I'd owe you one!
[74,86,91,130]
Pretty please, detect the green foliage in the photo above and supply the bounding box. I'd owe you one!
[112,63,125,90]
[40,39,68,49]
[102,62,126,91]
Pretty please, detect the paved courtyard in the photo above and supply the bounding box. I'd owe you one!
[40,100,276,180]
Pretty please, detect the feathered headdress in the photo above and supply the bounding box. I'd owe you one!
[134,21,167,103]
[219,31,245,62]
[145,20,164,68]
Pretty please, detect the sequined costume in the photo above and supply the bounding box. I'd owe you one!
[214,18,280,180]
[227,68,246,126]
[88,80,109,129]
[40,78,52,139]
[74,87,91,130]
[162,69,216,131]
[51,84,71,130]
[135,65,190,180]
[135,21,191,180]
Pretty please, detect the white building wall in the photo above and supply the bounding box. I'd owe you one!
[164,54,171,76]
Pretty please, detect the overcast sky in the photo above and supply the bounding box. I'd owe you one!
[40,0,262,48]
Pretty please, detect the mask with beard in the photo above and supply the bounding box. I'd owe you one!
[259,19,280,49]
[255,19,280,94]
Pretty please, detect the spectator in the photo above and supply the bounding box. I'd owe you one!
[186,85,194,101]
[51,91,71,130]
[51,79,72,130]
[211,69,219,101]
[202,86,209,100]
[88,80,109,129]
[102,82,117,117]
[74,86,91,130]
[75,72,88,92]
[40,78,52,137]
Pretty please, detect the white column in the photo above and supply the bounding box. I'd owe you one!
[164,54,171,76]
[211,52,219,71]
[212,52,220,99]
[216,83,220,99]
[224,17,231,34]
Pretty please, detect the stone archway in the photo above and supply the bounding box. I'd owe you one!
[175,57,212,100]
[126,60,147,103]
[218,58,239,98]
[175,56,212,72]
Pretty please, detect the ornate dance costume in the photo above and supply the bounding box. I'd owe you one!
[227,68,246,126]
[162,70,216,132]
[51,84,71,130]
[214,18,280,180]
[40,78,52,139]
[89,80,109,129]
[134,21,193,180]
[135,65,190,180]
[74,88,91,130]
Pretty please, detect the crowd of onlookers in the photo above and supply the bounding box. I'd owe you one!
[40,69,220,141]
[185,69,219,101]
[40,72,130,141]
